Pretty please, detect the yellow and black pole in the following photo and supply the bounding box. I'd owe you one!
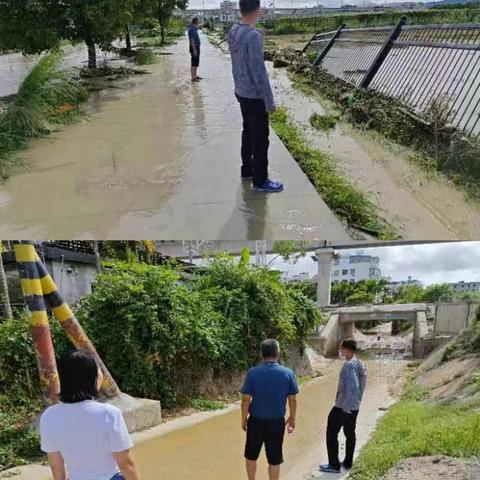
[14,241,120,403]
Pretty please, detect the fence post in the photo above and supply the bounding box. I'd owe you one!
[360,16,407,88]
[313,24,346,66]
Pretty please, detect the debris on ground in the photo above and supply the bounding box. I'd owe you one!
[385,456,480,480]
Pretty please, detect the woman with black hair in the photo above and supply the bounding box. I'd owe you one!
[40,350,142,480]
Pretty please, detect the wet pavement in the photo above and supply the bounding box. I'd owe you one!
[9,360,399,480]
[0,37,349,240]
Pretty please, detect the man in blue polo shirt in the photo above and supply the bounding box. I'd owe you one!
[188,17,201,82]
[241,339,299,480]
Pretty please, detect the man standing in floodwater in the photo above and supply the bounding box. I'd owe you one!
[228,0,284,193]
[241,339,298,480]
[320,339,367,474]
[188,17,202,82]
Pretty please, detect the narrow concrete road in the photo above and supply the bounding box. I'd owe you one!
[4,361,398,480]
[0,37,348,240]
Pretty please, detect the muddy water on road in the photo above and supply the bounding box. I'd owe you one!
[0,42,192,238]
[133,360,399,480]
[268,65,480,239]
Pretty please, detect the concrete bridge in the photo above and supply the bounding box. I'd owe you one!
[311,303,429,359]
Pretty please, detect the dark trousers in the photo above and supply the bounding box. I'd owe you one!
[326,406,359,470]
[236,95,269,187]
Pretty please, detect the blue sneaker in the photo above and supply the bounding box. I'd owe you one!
[252,179,284,193]
[319,464,341,473]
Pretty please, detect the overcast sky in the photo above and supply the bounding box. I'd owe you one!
[267,241,480,285]
[187,0,434,9]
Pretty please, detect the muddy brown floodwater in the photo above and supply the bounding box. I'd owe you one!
[268,63,480,239]
[132,360,400,480]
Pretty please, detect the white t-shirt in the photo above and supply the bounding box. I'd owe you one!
[40,400,133,480]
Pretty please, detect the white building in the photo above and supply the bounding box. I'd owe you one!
[449,281,480,293]
[331,254,381,284]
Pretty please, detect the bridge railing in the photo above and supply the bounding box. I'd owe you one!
[301,19,480,139]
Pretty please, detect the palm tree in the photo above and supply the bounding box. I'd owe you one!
[0,241,13,320]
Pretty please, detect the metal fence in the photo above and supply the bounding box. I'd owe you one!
[301,19,480,139]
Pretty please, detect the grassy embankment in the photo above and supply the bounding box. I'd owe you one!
[348,314,480,479]
[270,107,397,239]
[264,7,480,199]
[286,61,480,200]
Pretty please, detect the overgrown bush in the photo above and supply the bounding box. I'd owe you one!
[0,316,44,470]
[135,48,157,65]
[74,258,320,407]
[443,309,480,361]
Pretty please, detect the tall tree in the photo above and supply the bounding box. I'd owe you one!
[156,0,188,44]
[0,0,138,68]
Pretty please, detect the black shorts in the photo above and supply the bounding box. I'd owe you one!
[244,416,285,466]
[190,51,200,67]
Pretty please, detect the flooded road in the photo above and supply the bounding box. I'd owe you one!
[268,64,480,239]
[131,360,400,480]
[0,44,124,98]
[0,37,347,240]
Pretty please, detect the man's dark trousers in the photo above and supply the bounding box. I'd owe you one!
[326,406,359,470]
[236,95,269,187]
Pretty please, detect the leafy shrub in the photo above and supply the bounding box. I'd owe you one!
[443,309,480,361]
[309,112,338,131]
[75,258,320,407]
[135,48,157,65]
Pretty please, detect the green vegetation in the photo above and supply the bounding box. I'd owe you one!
[0,316,44,470]
[190,398,226,411]
[0,256,320,469]
[0,0,188,68]
[349,398,480,479]
[262,8,480,34]
[270,107,397,239]
[135,48,158,65]
[330,279,478,306]
[291,67,480,199]
[443,309,480,361]
[0,49,88,179]
[309,112,338,132]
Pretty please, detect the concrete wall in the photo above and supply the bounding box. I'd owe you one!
[318,313,342,357]
[434,302,479,336]
[413,311,429,359]
[48,260,97,305]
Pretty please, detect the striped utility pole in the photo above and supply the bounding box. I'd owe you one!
[14,241,120,404]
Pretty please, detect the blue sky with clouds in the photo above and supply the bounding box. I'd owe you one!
[268,241,480,285]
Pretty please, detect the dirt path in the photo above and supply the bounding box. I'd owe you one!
[0,37,348,240]
[268,65,480,240]
[4,360,403,480]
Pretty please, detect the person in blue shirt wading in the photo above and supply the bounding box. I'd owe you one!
[228,0,284,193]
[320,339,367,474]
[188,17,202,82]
[241,339,299,480]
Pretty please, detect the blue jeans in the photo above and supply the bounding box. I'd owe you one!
[110,474,125,480]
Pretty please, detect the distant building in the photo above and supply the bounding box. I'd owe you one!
[449,281,480,293]
[219,0,238,22]
[331,254,381,284]
[388,276,423,293]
